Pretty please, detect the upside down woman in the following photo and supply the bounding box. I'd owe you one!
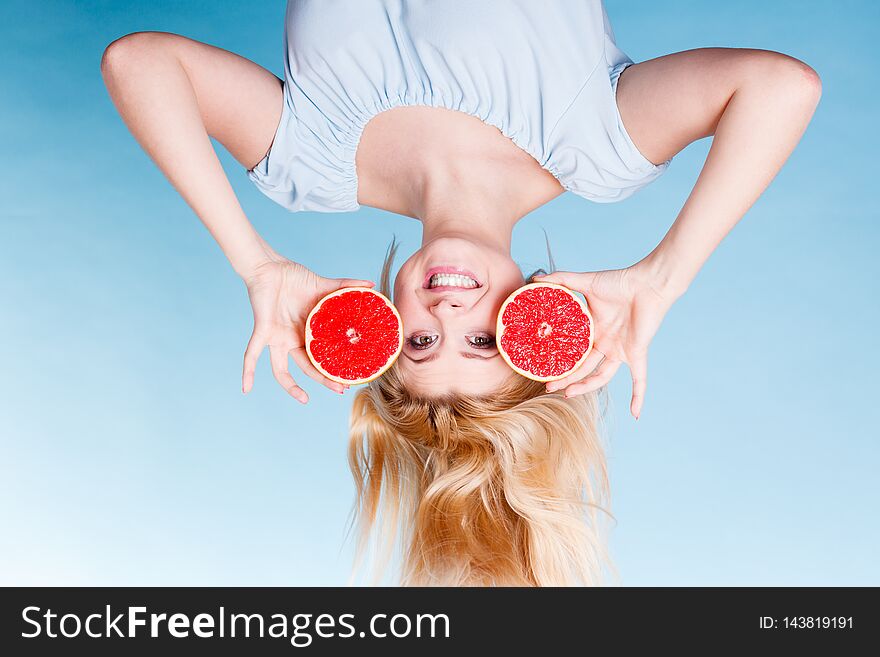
[101,0,820,585]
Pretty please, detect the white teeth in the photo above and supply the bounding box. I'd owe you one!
[429,273,479,289]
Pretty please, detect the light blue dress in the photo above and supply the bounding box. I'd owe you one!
[248,0,669,213]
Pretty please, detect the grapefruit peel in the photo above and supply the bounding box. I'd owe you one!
[496,282,594,383]
[305,287,403,385]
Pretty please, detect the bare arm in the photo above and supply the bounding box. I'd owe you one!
[101,32,372,401]
[100,31,283,278]
[619,48,822,294]
[542,48,821,417]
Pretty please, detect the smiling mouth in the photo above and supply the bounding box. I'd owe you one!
[428,273,479,289]
[423,267,482,290]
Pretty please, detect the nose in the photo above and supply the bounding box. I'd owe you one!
[429,296,465,316]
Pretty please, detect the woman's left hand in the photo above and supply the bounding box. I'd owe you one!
[534,263,681,419]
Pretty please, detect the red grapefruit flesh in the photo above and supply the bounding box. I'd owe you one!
[305,288,403,385]
[496,282,594,382]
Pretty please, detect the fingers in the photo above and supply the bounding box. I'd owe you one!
[335,279,375,289]
[242,332,266,394]
[269,344,309,404]
[545,349,606,392]
[289,346,347,394]
[244,338,348,400]
[534,270,594,292]
[629,354,648,420]
[561,358,622,398]
[554,351,648,420]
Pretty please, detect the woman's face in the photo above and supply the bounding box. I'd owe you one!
[393,237,525,396]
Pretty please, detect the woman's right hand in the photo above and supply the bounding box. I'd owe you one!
[241,258,375,402]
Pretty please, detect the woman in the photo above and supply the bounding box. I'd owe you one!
[101,1,820,585]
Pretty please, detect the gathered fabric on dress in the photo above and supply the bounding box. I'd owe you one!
[248,0,669,213]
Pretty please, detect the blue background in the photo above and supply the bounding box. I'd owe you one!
[2,0,878,585]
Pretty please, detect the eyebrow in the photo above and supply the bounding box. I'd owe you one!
[402,351,499,364]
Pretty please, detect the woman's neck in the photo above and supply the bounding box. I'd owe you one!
[416,165,518,252]
[355,106,564,229]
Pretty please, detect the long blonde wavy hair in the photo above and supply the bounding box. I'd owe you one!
[347,242,611,586]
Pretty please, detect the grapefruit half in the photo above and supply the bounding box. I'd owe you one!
[496,282,594,382]
[305,287,403,385]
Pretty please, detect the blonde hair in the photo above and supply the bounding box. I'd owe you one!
[347,240,611,586]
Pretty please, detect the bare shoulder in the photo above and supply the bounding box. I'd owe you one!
[102,32,283,170]
[616,48,821,165]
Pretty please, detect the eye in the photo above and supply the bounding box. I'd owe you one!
[408,333,439,350]
[466,333,495,349]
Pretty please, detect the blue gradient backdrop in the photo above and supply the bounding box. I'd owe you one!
[2,1,878,585]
